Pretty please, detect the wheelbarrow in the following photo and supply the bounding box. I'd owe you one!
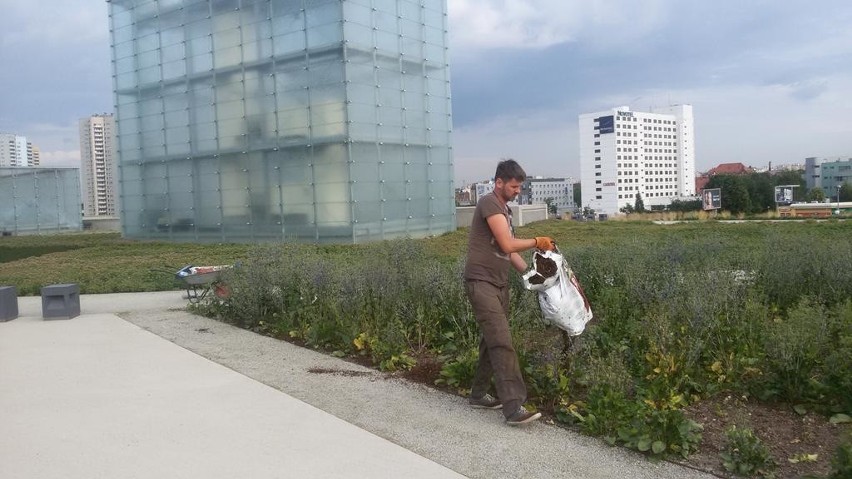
[175,264,232,303]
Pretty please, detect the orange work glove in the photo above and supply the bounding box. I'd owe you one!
[534,236,556,251]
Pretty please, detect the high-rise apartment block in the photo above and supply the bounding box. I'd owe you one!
[108,0,454,243]
[579,105,695,215]
[79,114,118,216]
[0,133,38,167]
[31,146,40,167]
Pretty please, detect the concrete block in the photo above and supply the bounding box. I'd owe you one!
[41,284,81,320]
[0,286,18,321]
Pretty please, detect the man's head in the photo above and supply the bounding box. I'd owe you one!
[493,159,526,202]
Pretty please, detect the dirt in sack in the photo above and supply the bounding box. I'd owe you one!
[534,254,558,277]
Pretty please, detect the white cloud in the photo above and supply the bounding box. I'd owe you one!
[0,1,108,48]
[448,0,574,50]
[38,149,80,168]
[448,0,671,53]
[453,108,579,185]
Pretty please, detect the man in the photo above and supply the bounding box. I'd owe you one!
[463,159,556,426]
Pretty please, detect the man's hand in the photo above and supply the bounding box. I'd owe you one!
[534,236,556,251]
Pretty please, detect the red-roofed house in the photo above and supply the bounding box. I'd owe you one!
[706,163,752,175]
[695,162,753,191]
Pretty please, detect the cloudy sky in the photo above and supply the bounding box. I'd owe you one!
[1,0,851,185]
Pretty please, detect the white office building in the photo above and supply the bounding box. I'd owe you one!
[521,177,574,214]
[0,133,37,167]
[579,105,696,215]
[79,114,117,217]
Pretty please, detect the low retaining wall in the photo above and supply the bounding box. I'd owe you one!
[83,217,121,232]
[456,204,548,228]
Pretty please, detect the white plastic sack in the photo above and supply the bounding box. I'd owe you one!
[522,250,593,336]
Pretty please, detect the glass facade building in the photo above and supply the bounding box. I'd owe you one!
[0,168,83,235]
[107,0,454,243]
[819,159,852,197]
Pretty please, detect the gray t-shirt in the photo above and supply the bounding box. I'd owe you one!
[463,192,513,287]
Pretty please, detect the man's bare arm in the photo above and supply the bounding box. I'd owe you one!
[485,214,536,254]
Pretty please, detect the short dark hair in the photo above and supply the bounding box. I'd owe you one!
[494,159,526,182]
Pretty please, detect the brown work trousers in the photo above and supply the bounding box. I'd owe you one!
[465,279,526,418]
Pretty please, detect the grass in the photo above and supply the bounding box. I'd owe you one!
[0,232,251,295]
[2,219,849,295]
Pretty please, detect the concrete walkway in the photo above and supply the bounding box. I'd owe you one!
[1,292,714,479]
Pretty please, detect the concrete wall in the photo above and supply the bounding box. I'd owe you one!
[83,216,121,231]
[456,204,548,229]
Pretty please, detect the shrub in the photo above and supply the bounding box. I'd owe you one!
[566,384,702,458]
[823,301,852,412]
[435,347,478,392]
[574,343,634,399]
[524,363,571,411]
[761,298,832,403]
[757,233,852,311]
[702,294,768,394]
[568,385,637,441]
[720,425,776,478]
[829,432,852,479]
[617,405,703,458]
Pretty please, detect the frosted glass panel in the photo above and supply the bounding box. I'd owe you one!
[108,0,454,243]
[343,2,371,26]
[343,22,373,50]
[0,169,82,233]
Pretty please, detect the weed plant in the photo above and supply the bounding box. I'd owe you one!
[721,425,777,478]
[829,432,852,479]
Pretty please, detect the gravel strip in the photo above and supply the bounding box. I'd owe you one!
[122,309,715,479]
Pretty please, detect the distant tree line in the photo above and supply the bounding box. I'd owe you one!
[829,182,852,202]
[804,183,852,203]
[703,170,808,215]
[581,171,851,216]
[704,170,852,214]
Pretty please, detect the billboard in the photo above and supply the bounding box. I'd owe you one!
[598,115,614,134]
[702,188,722,210]
[774,185,795,205]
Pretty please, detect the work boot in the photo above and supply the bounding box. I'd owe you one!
[468,393,502,409]
[505,406,541,426]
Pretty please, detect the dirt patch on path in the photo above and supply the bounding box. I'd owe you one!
[307,367,375,377]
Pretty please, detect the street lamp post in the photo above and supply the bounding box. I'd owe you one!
[836,184,842,215]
